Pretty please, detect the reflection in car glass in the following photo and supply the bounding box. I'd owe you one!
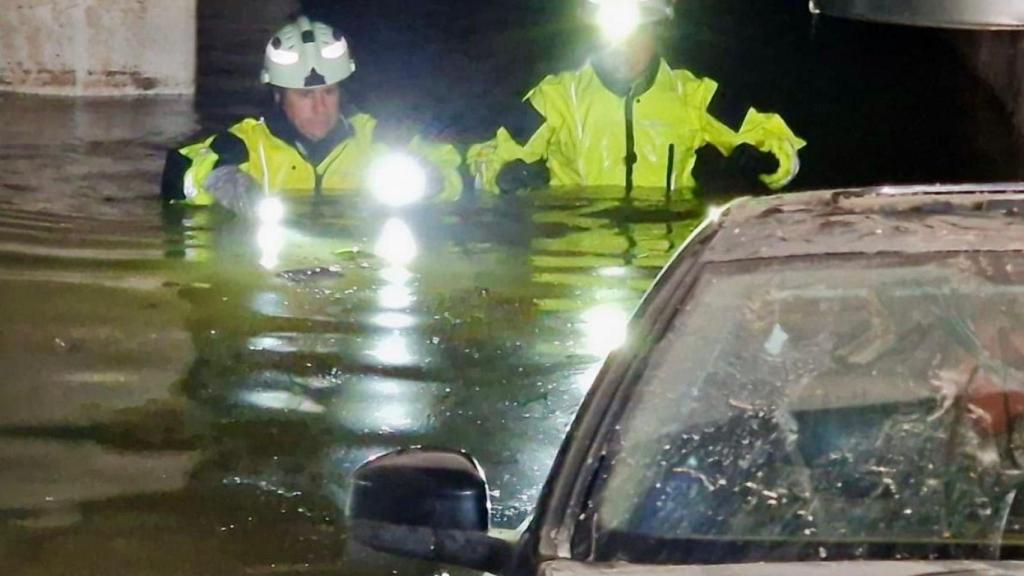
[592,253,1024,563]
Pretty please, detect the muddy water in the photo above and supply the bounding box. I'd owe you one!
[0,95,705,575]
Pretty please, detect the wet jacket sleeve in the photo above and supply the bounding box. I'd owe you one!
[468,75,561,195]
[164,132,250,206]
[468,126,551,195]
[734,109,806,190]
[698,77,806,190]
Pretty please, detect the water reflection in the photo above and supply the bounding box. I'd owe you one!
[251,290,291,318]
[0,186,708,574]
[256,221,285,270]
[375,218,418,267]
[372,311,417,330]
[582,303,630,356]
[331,376,440,434]
[254,197,289,270]
[239,389,327,414]
[377,283,415,310]
[368,331,417,366]
[180,191,704,524]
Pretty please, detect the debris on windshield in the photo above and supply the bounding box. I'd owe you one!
[928,367,967,422]
[762,323,788,356]
[670,467,714,491]
[594,252,1024,562]
[727,398,754,412]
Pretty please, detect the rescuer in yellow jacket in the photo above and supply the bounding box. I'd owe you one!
[161,16,462,215]
[469,0,805,196]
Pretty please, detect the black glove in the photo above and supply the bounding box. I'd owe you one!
[726,143,780,182]
[496,160,550,194]
[693,145,776,196]
[692,146,726,186]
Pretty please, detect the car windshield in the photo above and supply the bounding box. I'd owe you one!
[587,252,1024,564]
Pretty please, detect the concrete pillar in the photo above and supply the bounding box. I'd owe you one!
[0,0,197,96]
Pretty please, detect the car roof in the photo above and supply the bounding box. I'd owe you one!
[704,183,1024,263]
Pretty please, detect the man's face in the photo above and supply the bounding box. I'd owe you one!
[278,84,341,142]
[598,25,658,85]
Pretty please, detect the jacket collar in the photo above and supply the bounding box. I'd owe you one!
[264,106,354,167]
[592,55,663,98]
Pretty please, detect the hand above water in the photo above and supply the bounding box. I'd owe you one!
[205,166,261,218]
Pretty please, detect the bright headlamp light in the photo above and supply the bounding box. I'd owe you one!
[596,0,643,43]
[257,197,285,225]
[369,152,428,208]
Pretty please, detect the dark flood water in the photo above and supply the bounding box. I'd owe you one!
[0,92,705,574]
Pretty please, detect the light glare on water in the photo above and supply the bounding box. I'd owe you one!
[0,93,704,576]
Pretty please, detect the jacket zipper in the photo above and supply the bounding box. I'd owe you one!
[313,140,352,200]
[624,87,637,196]
[665,143,675,195]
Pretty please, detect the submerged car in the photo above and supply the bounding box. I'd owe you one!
[348,184,1024,575]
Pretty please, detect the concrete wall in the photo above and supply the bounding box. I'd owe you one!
[0,0,197,96]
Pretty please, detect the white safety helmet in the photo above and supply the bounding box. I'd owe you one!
[261,16,356,89]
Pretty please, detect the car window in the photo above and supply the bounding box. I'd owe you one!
[587,252,1024,564]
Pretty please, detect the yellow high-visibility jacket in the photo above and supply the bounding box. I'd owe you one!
[469,60,805,194]
[168,113,463,204]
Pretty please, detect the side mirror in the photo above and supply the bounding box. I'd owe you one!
[348,448,513,573]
